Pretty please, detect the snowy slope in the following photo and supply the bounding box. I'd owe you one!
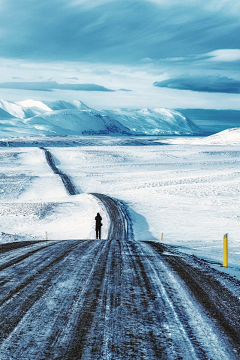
[0,99,28,119]
[198,127,240,145]
[103,108,202,135]
[0,108,15,120]
[0,98,203,137]
[43,100,90,111]
[25,109,131,136]
[1,99,53,119]
[18,99,53,113]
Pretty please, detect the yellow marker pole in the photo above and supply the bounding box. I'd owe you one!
[223,233,228,267]
[161,233,163,241]
[46,231,49,241]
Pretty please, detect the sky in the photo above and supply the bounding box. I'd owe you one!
[0,0,240,109]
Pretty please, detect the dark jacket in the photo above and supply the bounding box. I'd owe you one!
[95,213,102,229]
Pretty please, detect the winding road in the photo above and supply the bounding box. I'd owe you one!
[40,147,80,195]
[0,148,239,359]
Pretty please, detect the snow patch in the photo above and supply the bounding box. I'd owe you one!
[18,99,53,112]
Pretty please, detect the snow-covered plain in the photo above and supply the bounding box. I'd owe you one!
[0,134,240,280]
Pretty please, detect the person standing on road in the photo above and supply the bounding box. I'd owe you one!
[95,212,102,239]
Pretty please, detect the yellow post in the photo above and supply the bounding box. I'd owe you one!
[161,233,163,241]
[46,231,49,240]
[223,233,228,267]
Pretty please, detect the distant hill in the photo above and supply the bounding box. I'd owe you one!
[0,98,204,138]
[198,127,240,145]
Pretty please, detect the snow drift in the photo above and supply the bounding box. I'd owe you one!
[0,98,203,138]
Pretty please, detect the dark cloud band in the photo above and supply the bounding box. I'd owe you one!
[154,75,240,93]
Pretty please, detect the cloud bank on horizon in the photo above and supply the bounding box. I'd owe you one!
[0,0,240,109]
[154,75,240,94]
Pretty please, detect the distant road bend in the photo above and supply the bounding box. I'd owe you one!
[40,147,79,195]
[0,148,239,358]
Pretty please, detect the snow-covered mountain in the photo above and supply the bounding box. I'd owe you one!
[0,99,203,138]
[103,108,202,135]
[25,109,131,136]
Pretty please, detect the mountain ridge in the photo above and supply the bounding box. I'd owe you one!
[0,98,203,138]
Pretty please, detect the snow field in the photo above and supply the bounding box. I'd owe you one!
[0,147,109,241]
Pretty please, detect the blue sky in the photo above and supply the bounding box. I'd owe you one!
[0,0,240,109]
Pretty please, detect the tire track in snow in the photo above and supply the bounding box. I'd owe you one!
[0,234,239,358]
[0,241,84,343]
[0,241,57,273]
[132,240,237,359]
[147,241,240,356]
[0,240,111,359]
[0,240,46,255]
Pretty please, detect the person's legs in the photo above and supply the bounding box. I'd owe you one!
[99,227,101,240]
[96,228,98,239]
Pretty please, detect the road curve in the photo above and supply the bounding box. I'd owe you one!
[90,192,134,241]
[40,147,80,195]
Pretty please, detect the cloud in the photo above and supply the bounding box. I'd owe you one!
[204,49,240,62]
[147,0,240,17]
[0,0,240,64]
[66,77,79,80]
[0,81,114,92]
[68,0,118,9]
[118,88,132,92]
[154,75,240,93]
